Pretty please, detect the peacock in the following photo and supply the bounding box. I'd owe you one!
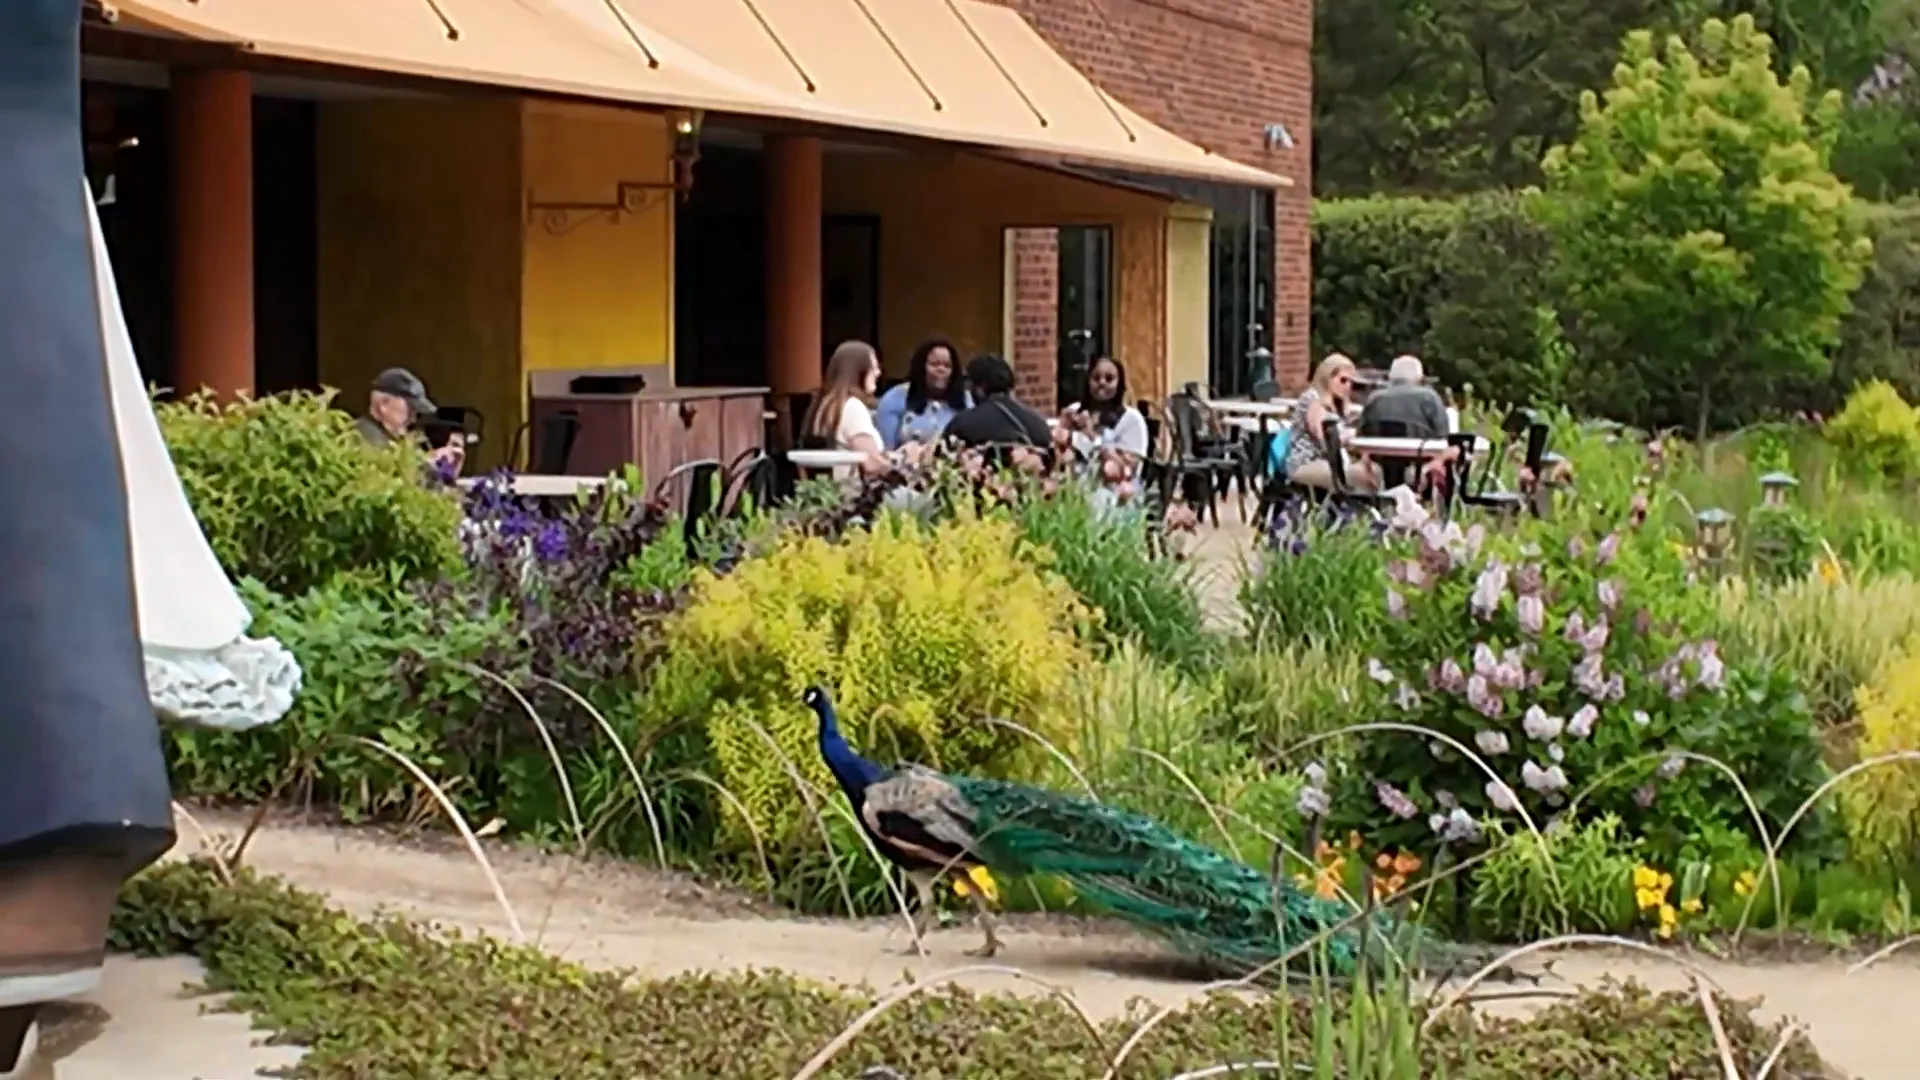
[805,686,1442,978]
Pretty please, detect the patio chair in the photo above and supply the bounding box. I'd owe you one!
[1320,416,1397,515]
[1456,412,1550,516]
[652,457,724,546]
[421,404,484,451]
[509,409,581,475]
[1165,391,1246,526]
[719,448,777,517]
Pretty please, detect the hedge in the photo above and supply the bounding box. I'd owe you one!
[1311,194,1920,424]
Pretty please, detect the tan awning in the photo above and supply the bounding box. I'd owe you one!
[605,0,1286,187]
[105,0,859,121]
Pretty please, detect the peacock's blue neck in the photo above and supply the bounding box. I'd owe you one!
[814,699,884,798]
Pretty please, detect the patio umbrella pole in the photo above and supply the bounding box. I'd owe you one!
[0,1,178,1066]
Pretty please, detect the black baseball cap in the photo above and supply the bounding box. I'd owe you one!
[371,367,435,416]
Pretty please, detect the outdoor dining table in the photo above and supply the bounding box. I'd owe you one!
[1207,399,1295,420]
[786,448,870,471]
[1348,435,1490,459]
[456,474,613,498]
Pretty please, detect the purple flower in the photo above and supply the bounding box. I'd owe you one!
[1633,783,1658,808]
[1563,610,1588,643]
[1517,594,1545,636]
[1695,640,1725,691]
[1437,658,1466,693]
[1473,643,1499,676]
[1597,578,1623,612]
[1596,532,1622,566]
[532,521,570,563]
[1288,535,1310,557]
[1522,705,1564,741]
[1492,647,1529,690]
[1568,704,1598,738]
[1521,760,1568,793]
[1573,653,1606,698]
[1467,675,1503,719]
[1431,807,1482,843]
[1376,781,1419,820]
[1486,780,1520,812]
[1513,563,1544,597]
[1578,617,1611,654]
[1603,673,1626,701]
[1470,560,1509,618]
[1474,729,1511,755]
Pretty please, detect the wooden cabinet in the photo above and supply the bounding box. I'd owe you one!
[527,384,768,497]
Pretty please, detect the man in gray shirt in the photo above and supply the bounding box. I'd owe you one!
[353,367,464,473]
[1358,354,1450,438]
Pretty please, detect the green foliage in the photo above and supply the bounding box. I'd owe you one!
[643,514,1093,862]
[1540,16,1875,438]
[1832,202,1920,405]
[157,390,463,595]
[1009,479,1213,669]
[1717,571,1920,724]
[1239,510,1390,649]
[1843,638,1920,869]
[1471,816,1640,940]
[1311,196,1462,365]
[106,859,1833,1079]
[1826,379,1920,479]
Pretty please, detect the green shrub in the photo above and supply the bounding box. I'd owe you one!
[1470,816,1639,941]
[1717,572,1920,726]
[165,578,512,819]
[108,859,1835,1080]
[643,514,1094,863]
[1009,478,1212,669]
[1310,196,1461,367]
[1830,201,1920,406]
[1239,508,1389,650]
[1825,379,1920,481]
[158,390,462,595]
[1843,640,1920,871]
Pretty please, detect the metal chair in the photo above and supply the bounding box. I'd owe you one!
[719,448,776,517]
[651,458,725,546]
[1165,391,1245,526]
[509,409,581,474]
[1321,416,1396,514]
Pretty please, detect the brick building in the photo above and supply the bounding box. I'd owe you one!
[990,0,1313,400]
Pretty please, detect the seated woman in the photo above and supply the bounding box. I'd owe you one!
[1284,353,1381,493]
[1058,356,1150,504]
[801,341,893,479]
[874,337,970,450]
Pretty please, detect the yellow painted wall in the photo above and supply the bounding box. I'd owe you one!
[1167,202,1213,396]
[823,150,1170,382]
[519,101,675,380]
[316,98,523,469]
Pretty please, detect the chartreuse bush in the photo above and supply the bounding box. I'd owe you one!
[108,859,1833,1079]
[1842,640,1920,871]
[1825,379,1920,482]
[644,514,1093,862]
[158,389,462,595]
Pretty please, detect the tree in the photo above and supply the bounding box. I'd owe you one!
[1540,15,1875,436]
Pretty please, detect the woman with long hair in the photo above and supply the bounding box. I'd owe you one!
[1284,352,1379,492]
[1058,356,1150,506]
[802,340,890,477]
[874,337,970,449]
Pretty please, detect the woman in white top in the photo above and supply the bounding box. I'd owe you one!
[802,340,891,479]
[1058,356,1150,507]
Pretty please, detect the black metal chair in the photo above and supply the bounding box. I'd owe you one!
[652,458,725,545]
[1457,411,1550,516]
[1165,392,1245,526]
[1321,416,1397,514]
[719,448,776,517]
[509,409,581,474]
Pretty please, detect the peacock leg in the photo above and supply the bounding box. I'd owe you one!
[899,872,935,956]
[960,879,1003,958]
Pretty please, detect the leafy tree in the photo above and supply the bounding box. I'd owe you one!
[1540,15,1875,435]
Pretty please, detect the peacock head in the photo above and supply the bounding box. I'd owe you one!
[802,685,833,721]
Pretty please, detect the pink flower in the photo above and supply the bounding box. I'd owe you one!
[1475,729,1510,755]
[1517,595,1545,635]
[1596,532,1622,566]
[1386,589,1406,619]
[1563,610,1588,643]
[1367,658,1396,685]
[1470,560,1509,618]
[1467,675,1503,718]
[1485,780,1520,812]
[1375,781,1419,820]
[1578,618,1611,654]
[1568,704,1598,738]
[1522,705,1564,741]
[1597,578,1623,611]
[1695,640,1725,691]
[1521,760,1568,793]
[1473,643,1499,676]
[1436,658,1466,692]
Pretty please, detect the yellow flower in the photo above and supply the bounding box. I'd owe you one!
[1732,870,1758,897]
[1633,866,1662,890]
[1658,872,1674,891]
[1682,897,1703,914]
[952,866,1000,905]
[1657,903,1678,939]
[1635,887,1661,910]
[1817,557,1843,586]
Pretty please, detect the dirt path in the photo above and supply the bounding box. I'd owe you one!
[172,809,1915,1079]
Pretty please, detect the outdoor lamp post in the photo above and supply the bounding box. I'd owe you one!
[1695,506,1736,576]
[1759,471,1799,508]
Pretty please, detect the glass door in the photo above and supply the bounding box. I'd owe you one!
[1055,225,1112,409]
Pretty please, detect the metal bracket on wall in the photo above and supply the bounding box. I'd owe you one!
[524,181,673,237]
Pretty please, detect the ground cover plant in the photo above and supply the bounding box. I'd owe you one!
[108,859,1835,1080]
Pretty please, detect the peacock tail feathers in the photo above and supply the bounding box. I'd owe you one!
[945,773,1441,978]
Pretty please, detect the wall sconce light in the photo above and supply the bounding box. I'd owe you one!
[1263,123,1295,150]
[1758,470,1799,508]
[524,109,706,234]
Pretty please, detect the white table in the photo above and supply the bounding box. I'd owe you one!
[1208,399,1295,420]
[1349,435,1488,459]
[1223,416,1267,433]
[457,474,612,498]
[786,448,869,470]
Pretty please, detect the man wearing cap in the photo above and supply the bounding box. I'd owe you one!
[354,367,463,472]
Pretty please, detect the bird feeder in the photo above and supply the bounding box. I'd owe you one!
[1758,471,1799,508]
[1695,506,1736,573]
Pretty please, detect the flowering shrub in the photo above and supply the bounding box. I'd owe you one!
[1310,511,1829,867]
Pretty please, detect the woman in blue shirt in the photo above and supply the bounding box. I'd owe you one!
[875,337,971,449]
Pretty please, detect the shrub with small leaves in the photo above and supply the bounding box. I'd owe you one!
[157,389,463,595]
[1842,640,1920,871]
[1825,379,1920,481]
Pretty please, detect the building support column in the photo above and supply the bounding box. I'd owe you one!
[764,134,822,444]
[170,67,253,401]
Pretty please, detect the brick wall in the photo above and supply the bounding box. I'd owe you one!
[982,0,1313,392]
[1008,228,1060,408]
